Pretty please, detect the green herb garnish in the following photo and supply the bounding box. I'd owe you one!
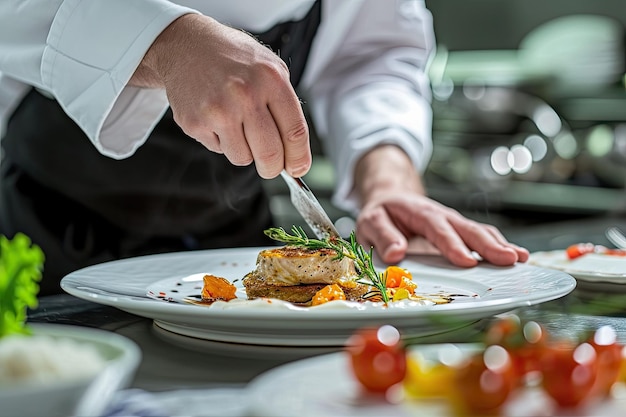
[0,233,45,338]
[264,226,389,304]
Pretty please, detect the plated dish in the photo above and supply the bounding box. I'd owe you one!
[61,248,576,347]
[245,344,626,417]
[529,249,626,284]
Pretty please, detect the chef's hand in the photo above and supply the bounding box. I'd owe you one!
[354,145,529,267]
[130,13,311,179]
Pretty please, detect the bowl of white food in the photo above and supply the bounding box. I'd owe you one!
[0,323,141,417]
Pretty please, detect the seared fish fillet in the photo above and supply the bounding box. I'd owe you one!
[242,246,372,304]
[252,246,358,286]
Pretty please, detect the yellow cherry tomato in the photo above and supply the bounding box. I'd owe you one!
[403,351,457,399]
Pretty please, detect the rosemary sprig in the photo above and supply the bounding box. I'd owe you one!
[264,226,389,304]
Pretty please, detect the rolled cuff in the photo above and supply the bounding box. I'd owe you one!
[41,0,198,158]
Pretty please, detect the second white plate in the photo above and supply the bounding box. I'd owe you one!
[245,344,626,417]
[529,250,626,284]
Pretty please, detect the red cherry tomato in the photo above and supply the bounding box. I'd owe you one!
[485,316,548,379]
[485,315,522,346]
[540,341,598,408]
[587,326,623,398]
[566,243,595,259]
[619,345,626,382]
[452,345,517,414]
[346,325,407,394]
[509,322,548,380]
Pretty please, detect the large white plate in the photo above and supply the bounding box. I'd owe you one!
[245,344,626,417]
[61,248,575,346]
[529,250,626,284]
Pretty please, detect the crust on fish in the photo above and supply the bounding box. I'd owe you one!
[243,270,372,305]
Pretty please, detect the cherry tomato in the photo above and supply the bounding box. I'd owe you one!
[540,341,598,408]
[485,316,548,379]
[452,345,517,414]
[619,345,626,382]
[485,315,522,346]
[565,243,595,259]
[587,325,623,398]
[403,344,464,399]
[346,325,407,394]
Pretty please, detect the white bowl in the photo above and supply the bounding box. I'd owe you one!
[0,323,141,417]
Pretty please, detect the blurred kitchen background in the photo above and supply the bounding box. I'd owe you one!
[265,0,626,253]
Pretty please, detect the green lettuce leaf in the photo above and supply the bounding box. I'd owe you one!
[0,233,45,338]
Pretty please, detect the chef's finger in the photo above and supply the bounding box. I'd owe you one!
[244,106,284,179]
[268,89,311,178]
[356,206,408,265]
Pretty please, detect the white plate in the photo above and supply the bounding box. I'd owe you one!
[245,344,626,417]
[61,248,575,347]
[529,250,626,284]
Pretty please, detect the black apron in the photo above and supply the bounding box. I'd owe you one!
[0,1,321,295]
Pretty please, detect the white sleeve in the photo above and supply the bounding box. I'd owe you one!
[301,0,436,214]
[0,0,199,159]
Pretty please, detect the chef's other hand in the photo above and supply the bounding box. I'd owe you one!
[131,13,311,179]
[354,146,529,267]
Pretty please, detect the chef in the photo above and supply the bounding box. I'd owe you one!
[0,0,528,295]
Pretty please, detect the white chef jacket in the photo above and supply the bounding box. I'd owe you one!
[0,0,434,213]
